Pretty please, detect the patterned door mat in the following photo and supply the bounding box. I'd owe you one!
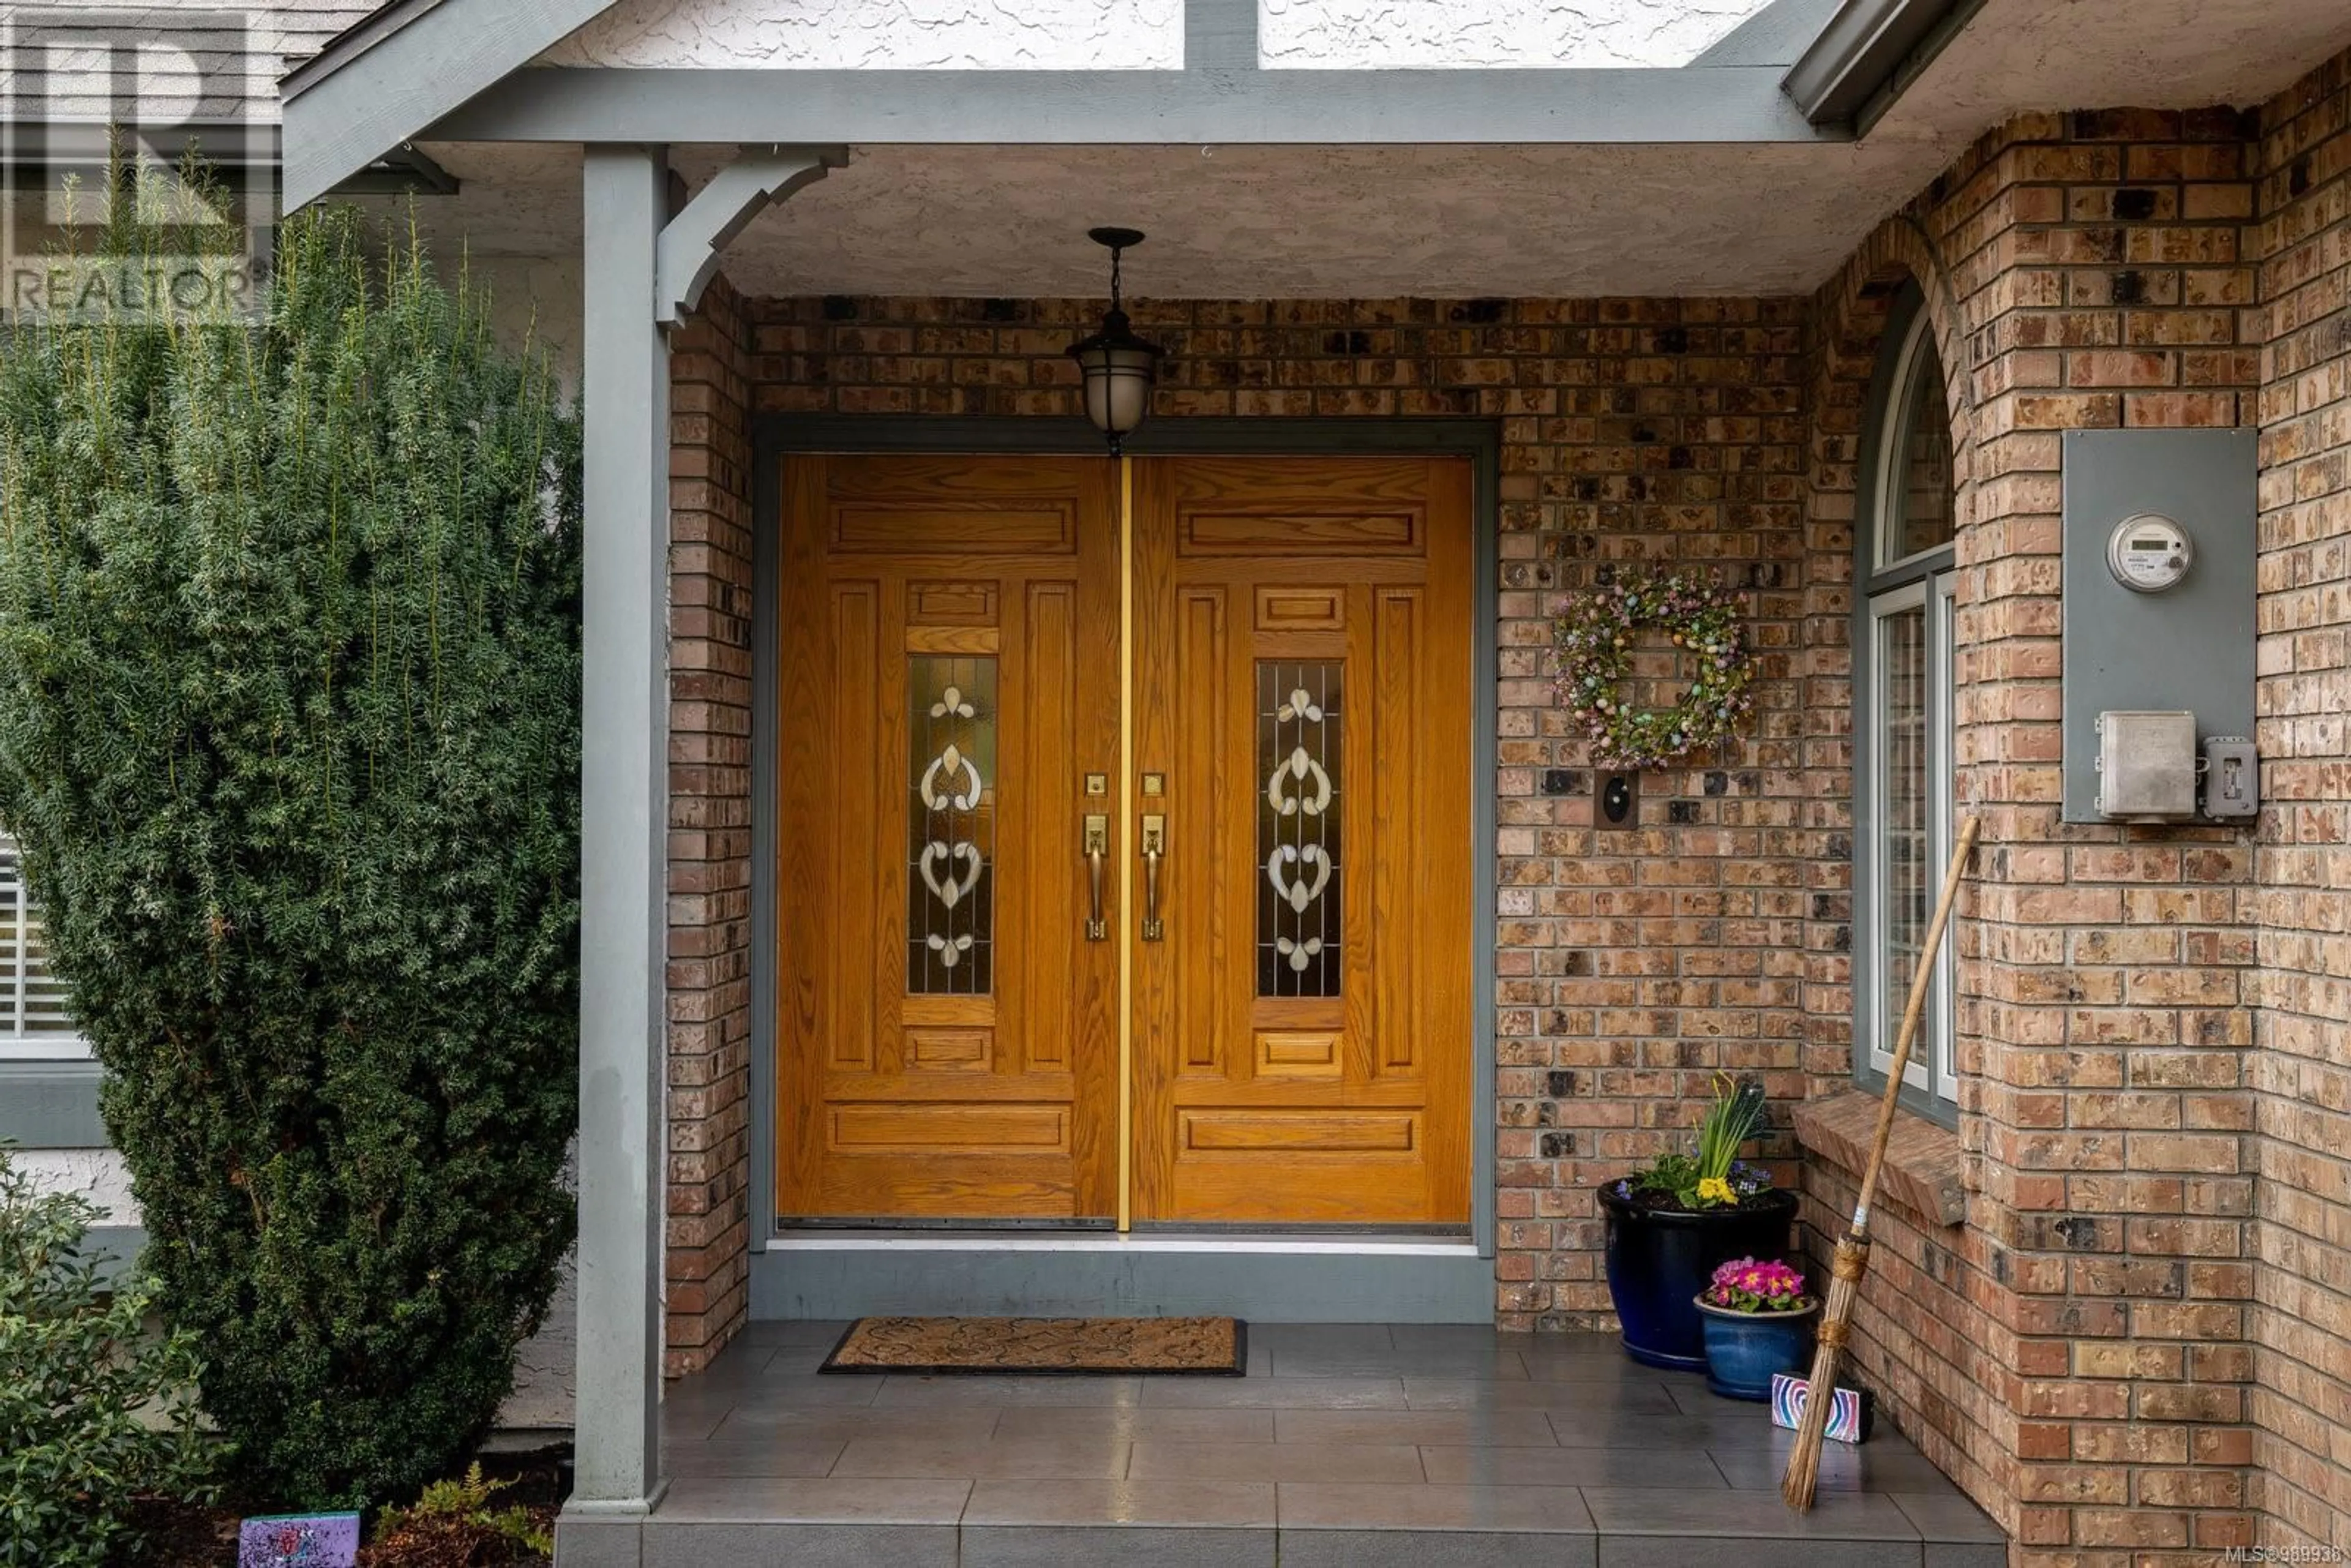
[819,1315,1247,1375]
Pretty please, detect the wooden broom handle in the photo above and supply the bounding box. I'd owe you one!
[1851,814,1980,1236]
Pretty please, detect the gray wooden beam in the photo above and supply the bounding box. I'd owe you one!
[569,141,671,1519]
[424,63,1842,147]
[279,0,620,211]
[655,146,842,327]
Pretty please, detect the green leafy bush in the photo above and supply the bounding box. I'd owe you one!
[0,206,583,1507]
[0,1146,216,1567]
[364,1461,552,1567]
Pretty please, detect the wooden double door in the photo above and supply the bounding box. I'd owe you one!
[776,452,1471,1228]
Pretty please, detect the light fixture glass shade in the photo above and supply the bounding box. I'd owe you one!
[1068,300,1163,452]
[1076,334,1159,438]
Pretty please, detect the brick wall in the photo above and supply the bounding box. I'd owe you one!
[749,291,1831,1327]
[1798,108,2271,1565]
[661,53,2351,1561]
[2248,48,2351,1560]
[664,274,758,1376]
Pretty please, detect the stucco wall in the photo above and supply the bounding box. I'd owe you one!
[1259,0,1773,70]
[544,0,1183,70]
[542,0,1766,70]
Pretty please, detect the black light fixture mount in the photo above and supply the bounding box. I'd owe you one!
[1067,226,1164,455]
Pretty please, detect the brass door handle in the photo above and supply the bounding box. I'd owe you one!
[1083,815,1108,940]
[1141,814,1166,942]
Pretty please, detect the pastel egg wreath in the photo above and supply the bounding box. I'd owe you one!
[1554,568,1758,770]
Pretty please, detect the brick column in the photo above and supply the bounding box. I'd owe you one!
[1948,113,2260,1564]
[664,274,757,1376]
[2246,47,2351,1558]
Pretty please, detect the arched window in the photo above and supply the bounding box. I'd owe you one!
[1854,281,1958,1120]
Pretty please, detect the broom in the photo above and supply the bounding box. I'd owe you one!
[1782,812,1980,1510]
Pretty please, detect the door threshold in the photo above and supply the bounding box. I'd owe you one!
[763,1229,1479,1258]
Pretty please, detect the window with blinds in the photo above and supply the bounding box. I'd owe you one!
[0,836,83,1059]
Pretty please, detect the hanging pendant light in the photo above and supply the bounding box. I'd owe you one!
[1067,227,1163,455]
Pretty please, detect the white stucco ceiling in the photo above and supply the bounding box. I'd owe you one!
[390,0,2351,301]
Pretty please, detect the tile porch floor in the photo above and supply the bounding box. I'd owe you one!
[572,1322,2006,1567]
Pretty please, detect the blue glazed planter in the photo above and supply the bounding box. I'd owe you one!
[1600,1185,1797,1371]
[1696,1297,1820,1401]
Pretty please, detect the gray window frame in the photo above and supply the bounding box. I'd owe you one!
[1851,280,1959,1128]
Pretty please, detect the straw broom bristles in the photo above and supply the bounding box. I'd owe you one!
[1783,813,1980,1511]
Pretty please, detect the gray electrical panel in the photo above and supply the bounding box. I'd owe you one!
[2061,429,2256,823]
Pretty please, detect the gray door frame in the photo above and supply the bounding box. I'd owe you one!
[749,415,1501,1287]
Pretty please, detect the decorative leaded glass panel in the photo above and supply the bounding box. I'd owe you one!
[907,656,996,995]
[1876,604,1930,1068]
[1256,661,1342,998]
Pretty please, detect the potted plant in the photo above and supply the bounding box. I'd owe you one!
[1695,1256,1820,1400]
[1600,1074,1796,1370]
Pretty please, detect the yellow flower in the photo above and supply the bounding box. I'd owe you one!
[1697,1177,1734,1206]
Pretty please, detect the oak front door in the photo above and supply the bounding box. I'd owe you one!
[774,451,1472,1228]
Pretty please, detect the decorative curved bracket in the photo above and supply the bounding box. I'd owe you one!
[656,144,846,328]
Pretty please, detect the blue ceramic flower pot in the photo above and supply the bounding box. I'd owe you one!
[1600,1185,1796,1371]
[1696,1297,1820,1400]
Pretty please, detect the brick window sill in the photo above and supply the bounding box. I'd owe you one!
[1793,1090,1967,1229]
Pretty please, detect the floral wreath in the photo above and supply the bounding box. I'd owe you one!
[1553,568,1758,770]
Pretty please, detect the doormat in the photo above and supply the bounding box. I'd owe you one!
[820,1315,1247,1376]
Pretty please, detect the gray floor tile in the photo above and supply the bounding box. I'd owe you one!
[1599,1540,1920,1568]
[1245,1324,1398,1352]
[651,1476,972,1525]
[1278,1482,1596,1533]
[1130,1439,1425,1483]
[992,1405,1276,1443]
[641,1521,956,1568]
[1546,1411,1764,1450]
[662,1436,846,1479]
[702,1406,1003,1443]
[1275,1408,1560,1447]
[1709,1442,1959,1493]
[1269,1347,1532,1380]
[870,1373,1148,1406]
[1891,1491,2005,1542]
[658,1405,737,1442]
[1581,1485,1921,1540]
[705,1373,880,1407]
[829,1433,1130,1479]
[643,1322,2009,1563]
[1398,1324,1551,1351]
[550,1517,640,1568]
[1420,1445,1725,1488]
[1280,1528,1596,1567]
[1142,1376,1408,1409]
[753,1344,848,1376]
[961,1525,1275,1567]
[1403,1377,1682,1413]
[733,1319,850,1348]
[962,1479,1279,1527]
[1924,1545,2008,1568]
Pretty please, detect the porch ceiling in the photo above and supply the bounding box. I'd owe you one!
[378,0,2347,301]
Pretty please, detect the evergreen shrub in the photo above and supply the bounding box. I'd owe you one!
[0,206,583,1506]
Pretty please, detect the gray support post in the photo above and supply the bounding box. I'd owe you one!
[571,141,672,1518]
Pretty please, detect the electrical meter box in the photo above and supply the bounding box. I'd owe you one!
[2061,429,2255,823]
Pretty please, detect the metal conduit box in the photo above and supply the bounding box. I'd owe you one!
[2060,430,2257,823]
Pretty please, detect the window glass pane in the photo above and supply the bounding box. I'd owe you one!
[907,656,996,996]
[1877,605,1930,1078]
[1886,331,1956,563]
[1256,661,1342,999]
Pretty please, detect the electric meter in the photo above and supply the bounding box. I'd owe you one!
[2105,512,2194,594]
